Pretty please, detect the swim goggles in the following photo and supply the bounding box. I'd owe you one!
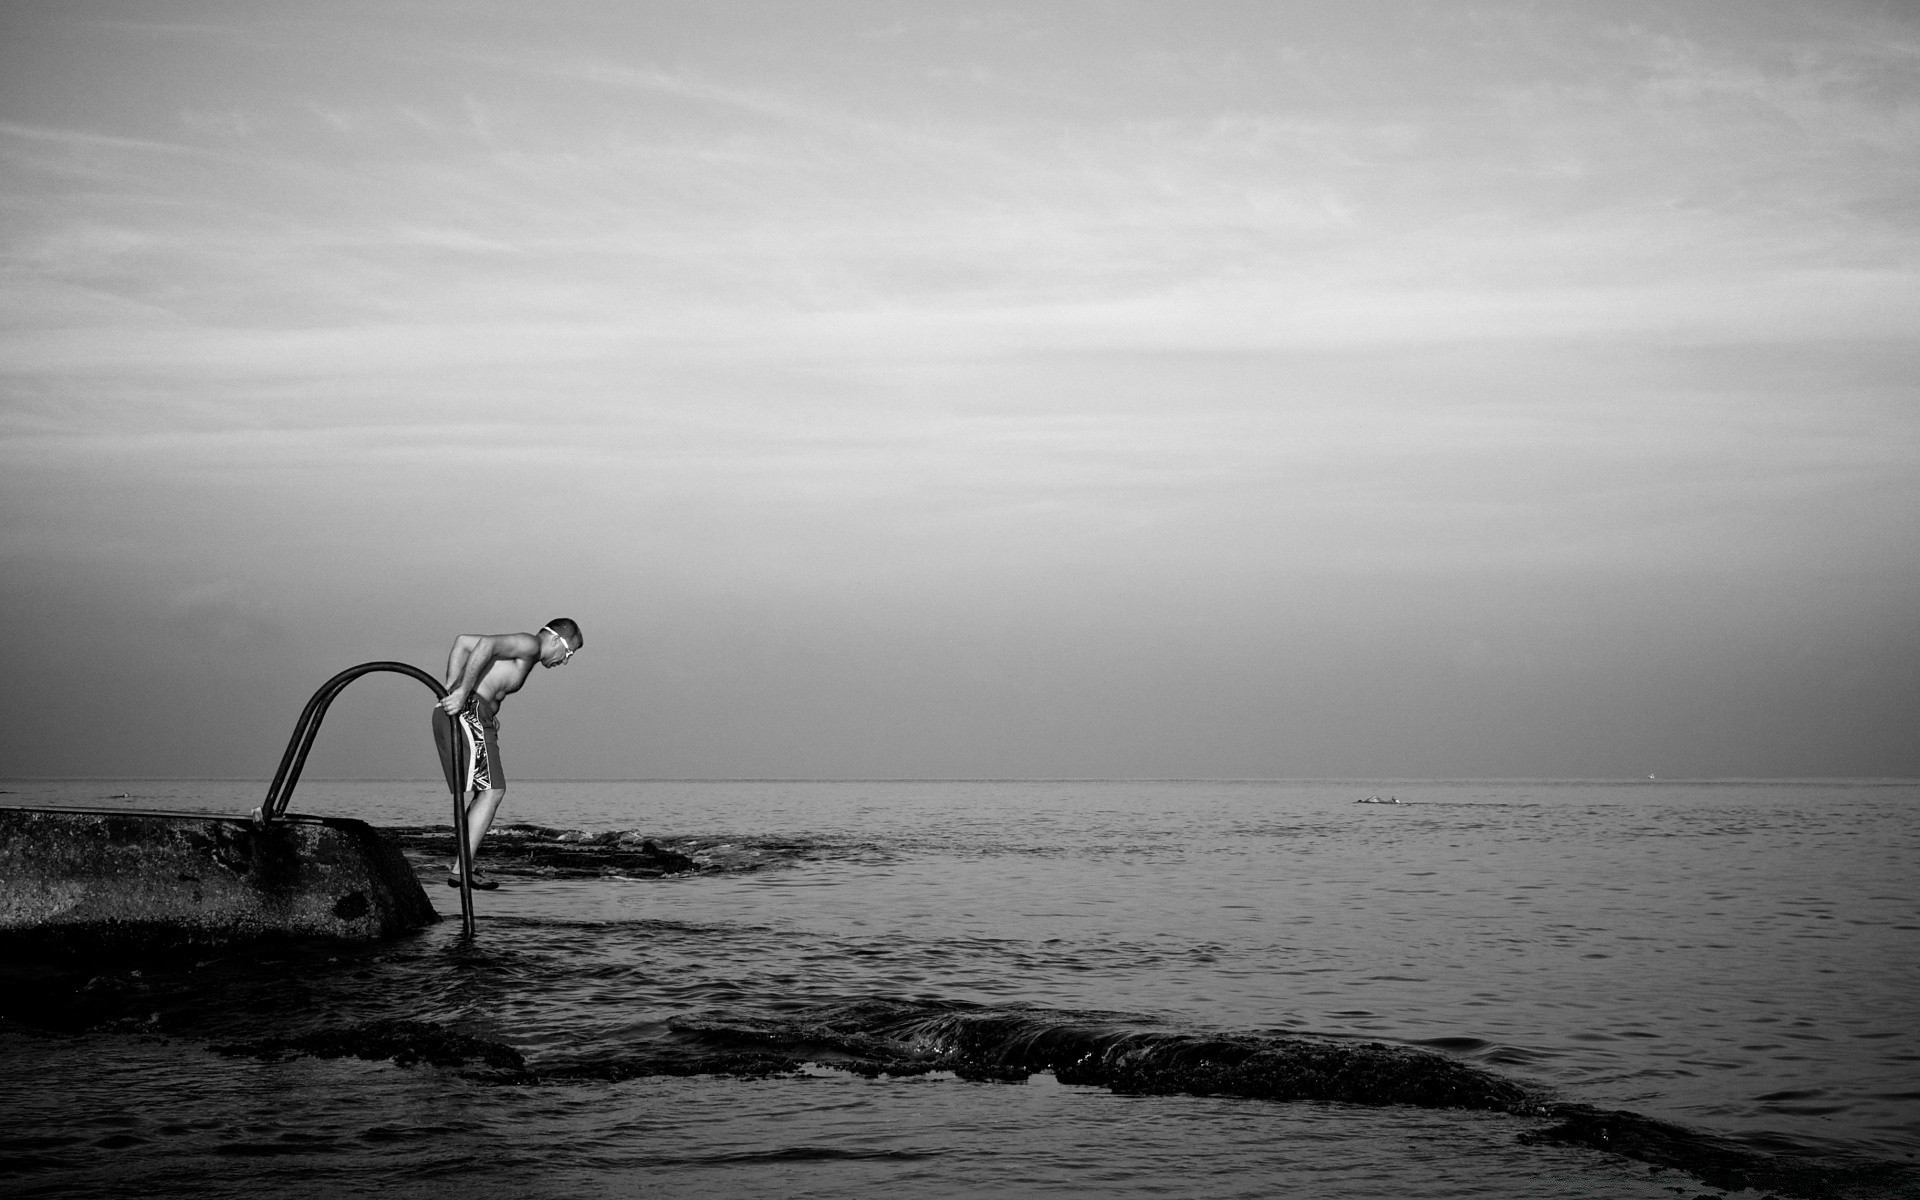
[540,625,575,665]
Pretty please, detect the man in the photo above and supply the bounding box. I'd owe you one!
[432,618,583,889]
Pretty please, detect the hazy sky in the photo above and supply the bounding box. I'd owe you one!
[2,0,1916,781]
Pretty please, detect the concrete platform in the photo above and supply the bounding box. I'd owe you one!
[0,806,439,956]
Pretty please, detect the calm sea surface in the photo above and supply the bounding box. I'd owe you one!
[3,779,1916,1198]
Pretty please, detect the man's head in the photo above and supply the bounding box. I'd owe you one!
[539,618,583,668]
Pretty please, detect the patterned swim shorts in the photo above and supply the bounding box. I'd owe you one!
[434,693,503,794]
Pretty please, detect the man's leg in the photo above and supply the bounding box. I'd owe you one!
[465,787,507,861]
[448,790,505,883]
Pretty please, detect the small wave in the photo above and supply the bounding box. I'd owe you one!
[533,998,1540,1110]
[684,1146,942,1164]
[1520,1106,1917,1199]
[0,1153,79,1177]
[0,1135,88,1179]
[212,1018,531,1083]
[212,1134,343,1157]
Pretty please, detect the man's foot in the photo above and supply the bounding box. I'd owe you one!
[446,871,500,891]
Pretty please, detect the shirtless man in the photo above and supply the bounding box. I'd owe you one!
[432,618,583,889]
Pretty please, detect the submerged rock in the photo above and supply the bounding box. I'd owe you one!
[385,824,701,880]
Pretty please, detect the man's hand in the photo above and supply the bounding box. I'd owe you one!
[438,687,468,716]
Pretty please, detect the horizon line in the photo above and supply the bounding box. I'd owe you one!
[5,776,1918,786]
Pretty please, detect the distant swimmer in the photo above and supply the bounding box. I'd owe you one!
[433,619,583,890]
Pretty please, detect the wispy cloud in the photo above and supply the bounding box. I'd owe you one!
[0,120,209,156]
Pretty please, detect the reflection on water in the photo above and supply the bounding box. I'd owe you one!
[3,779,1917,1198]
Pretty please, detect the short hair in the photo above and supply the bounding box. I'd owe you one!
[544,617,582,649]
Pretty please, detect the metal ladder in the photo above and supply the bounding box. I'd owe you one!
[255,661,478,937]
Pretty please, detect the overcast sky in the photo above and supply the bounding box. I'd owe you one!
[2,0,1916,781]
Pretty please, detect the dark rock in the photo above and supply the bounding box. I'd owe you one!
[0,807,438,958]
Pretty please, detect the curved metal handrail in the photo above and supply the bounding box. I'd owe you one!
[255,660,476,937]
[258,661,447,822]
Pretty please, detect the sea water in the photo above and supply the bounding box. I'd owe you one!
[2,779,1916,1198]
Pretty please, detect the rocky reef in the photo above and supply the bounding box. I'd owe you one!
[385,823,701,880]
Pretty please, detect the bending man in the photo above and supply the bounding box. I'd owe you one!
[433,619,583,889]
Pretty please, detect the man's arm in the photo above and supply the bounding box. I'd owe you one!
[439,634,489,714]
[443,635,482,691]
